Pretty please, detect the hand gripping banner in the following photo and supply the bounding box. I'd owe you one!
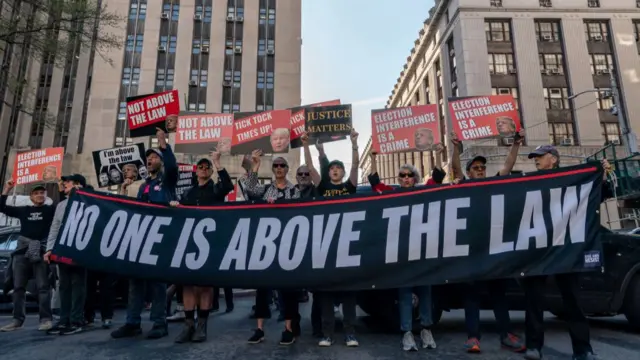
[51,163,604,291]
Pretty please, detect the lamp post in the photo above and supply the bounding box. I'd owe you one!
[568,69,638,156]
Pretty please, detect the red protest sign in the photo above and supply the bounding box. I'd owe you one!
[12,147,64,185]
[126,89,180,137]
[174,113,233,154]
[290,99,342,149]
[371,104,440,154]
[448,95,521,141]
[225,184,238,202]
[231,109,291,155]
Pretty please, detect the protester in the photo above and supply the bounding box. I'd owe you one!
[522,145,612,360]
[171,150,233,344]
[243,150,301,345]
[0,181,56,332]
[111,128,178,340]
[84,270,115,329]
[425,144,447,185]
[166,285,185,321]
[212,287,234,313]
[303,129,360,347]
[450,130,527,354]
[43,175,91,335]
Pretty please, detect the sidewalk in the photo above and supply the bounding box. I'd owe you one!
[222,289,255,298]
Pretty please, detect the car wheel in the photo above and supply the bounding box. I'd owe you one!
[623,275,640,328]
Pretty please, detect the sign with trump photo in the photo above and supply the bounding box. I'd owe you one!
[448,95,521,141]
[370,104,441,154]
[174,112,233,154]
[12,147,64,185]
[91,143,147,188]
[231,109,291,155]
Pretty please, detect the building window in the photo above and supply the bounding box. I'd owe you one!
[602,123,620,144]
[584,21,609,42]
[115,137,133,146]
[535,21,561,42]
[191,69,208,87]
[233,71,241,88]
[488,53,514,74]
[548,123,575,146]
[188,103,207,112]
[163,3,179,22]
[633,21,640,41]
[543,88,569,110]
[156,68,174,88]
[539,0,552,7]
[192,39,209,54]
[129,2,147,20]
[150,137,159,148]
[587,0,600,8]
[485,20,511,42]
[122,67,140,85]
[539,53,564,74]
[492,88,519,109]
[589,54,614,74]
[118,101,126,120]
[595,88,614,110]
[228,6,244,18]
[160,36,177,53]
[195,5,213,23]
[126,34,144,52]
[490,0,503,7]
[257,71,274,89]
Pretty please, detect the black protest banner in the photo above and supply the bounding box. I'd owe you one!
[92,143,147,188]
[305,104,353,142]
[176,163,197,200]
[51,163,604,291]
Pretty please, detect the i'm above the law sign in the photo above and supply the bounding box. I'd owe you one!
[51,163,604,291]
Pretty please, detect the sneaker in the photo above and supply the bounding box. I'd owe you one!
[501,333,525,353]
[46,322,68,335]
[280,329,295,345]
[101,319,113,329]
[248,328,265,344]
[420,328,437,349]
[61,323,84,335]
[318,337,334,347]
[402,331,418,351]
[146,324,168,339]
[167,308,185,322]
[464,337,481,353]
[110,324,142,339]
[524,348,542,360]
[0,320,23,332]
[573,352,598,360]
[225,306,234,313]
[38,320,53,331]
[345,335,359,347]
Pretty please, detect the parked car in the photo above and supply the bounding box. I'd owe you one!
[0,226,38,310]
[354,185,640,331]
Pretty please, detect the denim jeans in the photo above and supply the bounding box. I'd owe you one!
[125,279,166,326]
[398,286,432,332]
[58,263,87,325]
[11,253,52,323]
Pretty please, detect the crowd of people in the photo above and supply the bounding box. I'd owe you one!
[0,126,612,360]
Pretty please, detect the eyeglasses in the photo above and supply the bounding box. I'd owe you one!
[297,172,310,176]
[272,163,288,168]
[471,165,486,171]
[398,172,414,178]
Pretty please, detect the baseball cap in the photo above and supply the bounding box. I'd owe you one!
[30,185,46,193]
[61,174,87,187]
[145,148,164,160]
[466,155,487,171]
[197,158,212,167]
[528,145,559,159]
[328,160,345,170]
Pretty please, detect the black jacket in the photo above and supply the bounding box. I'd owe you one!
[180,169,234,206]
[297,184,319,199]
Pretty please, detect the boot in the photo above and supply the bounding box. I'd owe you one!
[174,319,195,343]
[191,318,207,343]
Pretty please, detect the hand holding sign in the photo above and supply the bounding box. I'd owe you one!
[210,150,222,169]
[251,149,262,172]
[514,128,526,145]
[300,132,309,146]
[157,127,167,149]
[3,179,15,194]
[450,131,460,145]
[350,128,359,146]
[122,178,133,189]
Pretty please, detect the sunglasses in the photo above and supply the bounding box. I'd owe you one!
[398,172,414,178]
[471,165,486,171]
[297,172,310,177]
[197,165,210,170]
[272,163,288,168]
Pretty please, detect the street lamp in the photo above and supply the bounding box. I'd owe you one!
[568,69,638,156]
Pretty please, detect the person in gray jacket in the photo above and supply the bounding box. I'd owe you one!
[43,174,89,336]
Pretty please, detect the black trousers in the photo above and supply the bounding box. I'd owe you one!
[311,292,322,331]
[84,271,115,322]
[213,287,234,309]
[255,289,299,320]
[522,274,592,355]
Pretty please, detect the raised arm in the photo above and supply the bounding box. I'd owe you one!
[157,128,178,188]
[211,150,234,196]
[301,132,322,186]
[316,142,331,184]
[243,149,267,197]
[450,132,463,180]
[369,151,378,176]
[0,180,23,218]
[348,129,360,187]
[497,129,525,176]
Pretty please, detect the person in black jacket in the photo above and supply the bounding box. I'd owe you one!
[171,150,233,344]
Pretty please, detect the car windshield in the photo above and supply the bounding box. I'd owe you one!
[0,233,18,251]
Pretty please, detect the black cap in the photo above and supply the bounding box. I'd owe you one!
[30,185,46,193]
[61,174,87,187]
[328,160,345,170]
[466,155,487,171]
[145,148,164,160]
[528,145,560,159]
[197,158,212,167]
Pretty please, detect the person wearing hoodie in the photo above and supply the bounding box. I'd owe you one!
[243,150,302,346]
[367,152,437,351]
[43,174,90,335]
[111,128,178,340]
[171,150,233,344]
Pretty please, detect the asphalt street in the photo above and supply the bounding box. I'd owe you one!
[0,297,639,360]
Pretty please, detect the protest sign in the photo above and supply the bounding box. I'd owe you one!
[12,147,64,185]
[225,184,238,202]
[231,109,291,155]
[448,95,521,141]
[290,99,342,149]
[174,113,233,154]
[51,163,603,290]
[371,104,440,154]
[92,143,147,188]
[127,89,180,137]
[176,163,197,200]
[305,104,353,142]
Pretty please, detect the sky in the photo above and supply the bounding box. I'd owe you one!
[300,0,434,173]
